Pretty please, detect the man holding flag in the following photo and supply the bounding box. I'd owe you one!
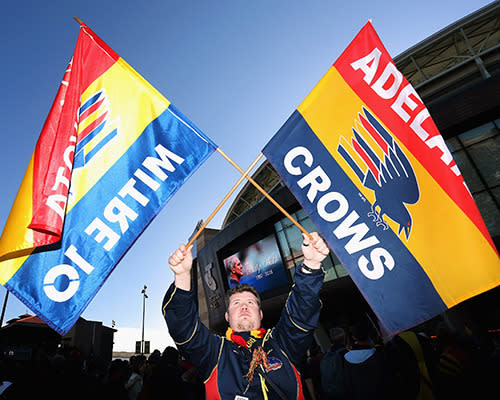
[163,232,329,400]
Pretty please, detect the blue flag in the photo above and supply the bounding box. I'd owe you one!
[0,23,217,335]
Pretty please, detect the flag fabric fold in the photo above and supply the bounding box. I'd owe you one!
[263,22,500,336]
[0,22,217,335]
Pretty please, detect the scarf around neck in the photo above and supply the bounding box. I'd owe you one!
[226,327,269,383]
[226,327,266,349]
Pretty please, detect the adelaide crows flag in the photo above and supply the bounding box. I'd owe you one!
[263,22,500,336]
[0,22,217,335]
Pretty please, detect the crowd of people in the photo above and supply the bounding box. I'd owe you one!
[0,318,499,399]
[0,345,205,399]
[0,229,497,399]
[305,318,500,400]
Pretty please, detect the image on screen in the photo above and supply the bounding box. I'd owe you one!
[223,234,288,292]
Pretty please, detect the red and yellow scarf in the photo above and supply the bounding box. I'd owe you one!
[226,328,269,382]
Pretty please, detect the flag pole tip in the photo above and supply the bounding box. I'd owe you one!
[74,16,83,25]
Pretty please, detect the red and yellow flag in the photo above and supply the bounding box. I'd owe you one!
[263,22,499,335]
[0,22,216,334]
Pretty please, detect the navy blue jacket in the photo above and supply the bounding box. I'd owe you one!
[162,266,324,400]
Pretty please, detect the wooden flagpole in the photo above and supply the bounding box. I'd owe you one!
[216,148,311,239]
[186,153,264,249]
[72,14,309,244]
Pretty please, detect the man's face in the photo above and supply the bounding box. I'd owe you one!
[225,291,263,332]
[231,258,243,276]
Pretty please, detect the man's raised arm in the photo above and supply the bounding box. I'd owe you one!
[274,232,329,366]
[168,243,193,291]
[163,243,221,382]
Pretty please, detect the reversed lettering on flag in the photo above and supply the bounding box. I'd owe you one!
[0,23,217,335]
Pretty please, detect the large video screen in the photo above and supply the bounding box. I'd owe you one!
[223,234,289,293]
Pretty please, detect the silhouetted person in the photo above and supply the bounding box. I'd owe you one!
[434,322,486,400]
[302,345,323,400]
[148,346,185,399]
[385,330,438,399]
[320,327,348,400]
[342,318,394,399]
[126,355,146,400]
[180,357,205,400]
[100,359,129,400]
[0,356,14,398]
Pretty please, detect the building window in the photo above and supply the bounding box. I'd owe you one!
[274,209,348,282]
[446,120,500,238]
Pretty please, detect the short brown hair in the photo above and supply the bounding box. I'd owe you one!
[226,284,262,309]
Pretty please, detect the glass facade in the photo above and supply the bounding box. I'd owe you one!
[445,119,500,238]
[274,209,348,283]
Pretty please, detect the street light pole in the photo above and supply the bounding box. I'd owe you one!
[0,290,9,327]
[141,285,148,355]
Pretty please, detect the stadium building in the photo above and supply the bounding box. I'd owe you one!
[192,2,500,347]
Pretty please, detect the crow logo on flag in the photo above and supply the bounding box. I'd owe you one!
[337,107,420,240]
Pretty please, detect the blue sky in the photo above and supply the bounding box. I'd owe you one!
[1,0,493,351]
